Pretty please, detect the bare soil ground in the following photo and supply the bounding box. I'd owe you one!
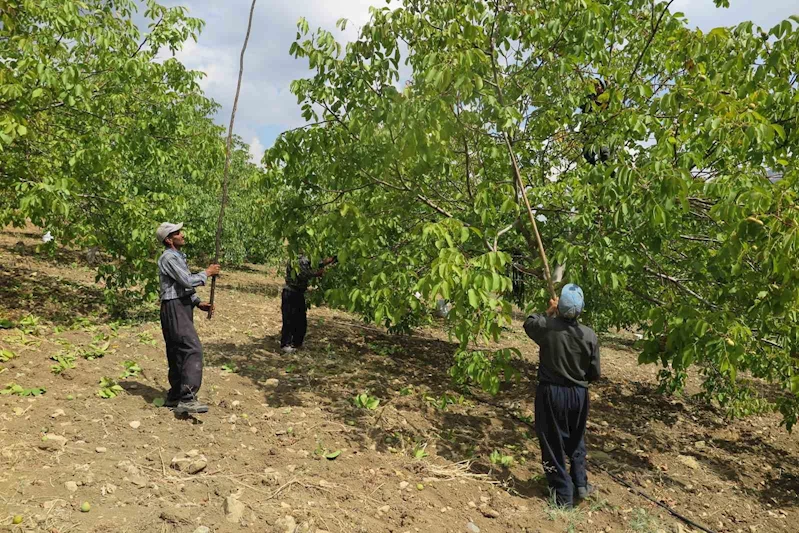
[1,227,797,533]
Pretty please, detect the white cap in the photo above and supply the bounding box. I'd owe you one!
[156,222,183,243]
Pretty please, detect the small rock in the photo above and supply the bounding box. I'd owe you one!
[479,504,500,519]
[228,414,238,424]
[65,481,78,493]
[127,475,147,488]
[95,447,107,453]
[129,421,141,429]
[480,496,490,503]
[399,481,409,490]
[232,400,241,407]
[677,455,700,470]
[466,522,480,533]
[171,452,208,475]
[274,515,297,533]
[296,521,314,533]
[378,505,390,514]
[101,483,117,496]
[159,509,192,525]
[38,434,68,450]
[224,493,246,523]
[694,440,706,449]
[193,528,211,533]
[51,409,66,418]
[263,378,279,387]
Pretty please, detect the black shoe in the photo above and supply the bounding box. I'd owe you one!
[164,397,180,409]
[576,484,596,500]
[554,497,573,509]
[174,399,209,415]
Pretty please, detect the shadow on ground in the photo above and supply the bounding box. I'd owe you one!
[0,264,106,324]
[205,314,799,510]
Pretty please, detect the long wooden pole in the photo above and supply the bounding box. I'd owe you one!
[504,135,556,299]
[488,28,556,300]
[208,0,258,319]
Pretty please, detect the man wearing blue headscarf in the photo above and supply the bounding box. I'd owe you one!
[524,283,601,508]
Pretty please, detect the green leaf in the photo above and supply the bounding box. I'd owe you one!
[468,289,479,309]
[324,450,341,460]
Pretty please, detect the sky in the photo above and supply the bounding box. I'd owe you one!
[155,0,797,163]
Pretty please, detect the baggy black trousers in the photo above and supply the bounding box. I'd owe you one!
[160,297,203,402]
[535,382,589,506]
[280,288,307,348]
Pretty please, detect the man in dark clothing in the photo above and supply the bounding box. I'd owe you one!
[524,283,600,508]
[280,253,336,353]
[156,222,220,415]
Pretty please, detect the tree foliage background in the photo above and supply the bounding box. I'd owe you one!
[264,0,799,428]
[0,0,277,310]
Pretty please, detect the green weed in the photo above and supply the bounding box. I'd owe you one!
[119,360,141,378]
[221,362,239,373]
[50,353,76,374]
[137,331,157,346]
[353,392,380,410]
[544,494,584,532]
[628,508,663,532]
[97,377,123,399]
[1,383,46,396]
[79,341,111,360]
[489,449,514,467]
[0,348,16,362]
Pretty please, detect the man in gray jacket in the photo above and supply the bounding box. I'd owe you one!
[524,283,600,508]
[156,222,220,415]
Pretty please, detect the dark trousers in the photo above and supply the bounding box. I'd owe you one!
[535,382,589,506]
[160,297,203,402]
[280,288,307,348]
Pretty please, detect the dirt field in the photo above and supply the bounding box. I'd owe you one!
[1,226,797,533]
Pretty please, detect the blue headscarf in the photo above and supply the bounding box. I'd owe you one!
[558,283,584,319]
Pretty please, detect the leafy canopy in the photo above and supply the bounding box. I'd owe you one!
[0,0,276,310]
[265,0,799,428]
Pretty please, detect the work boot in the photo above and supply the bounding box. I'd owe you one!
[163,397,179,409]
[281,345,296,354]
[174,398,209,415]
[576,484,596,500]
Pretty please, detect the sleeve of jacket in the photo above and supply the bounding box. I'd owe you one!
[161,254,207,290]
[299,255,324,281]
[586,334,601,382]
[523,314,548,344]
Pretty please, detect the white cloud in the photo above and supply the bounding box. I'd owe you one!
[156,0,394,152]
[248,136,265,166]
